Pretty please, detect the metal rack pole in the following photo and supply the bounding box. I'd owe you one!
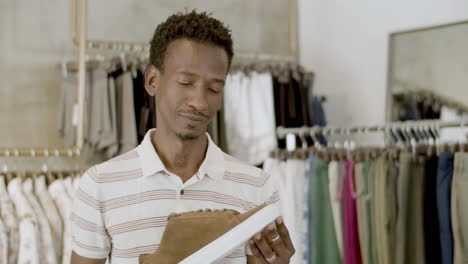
[276,120,465,139]
[75,0,87,150]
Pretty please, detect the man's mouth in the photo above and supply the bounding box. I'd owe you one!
[180,114,206,123]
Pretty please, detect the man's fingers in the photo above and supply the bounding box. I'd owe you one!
[262,223,288,257]
[275,217,295,255]
[249,239,268,264]
[253,232,277,263]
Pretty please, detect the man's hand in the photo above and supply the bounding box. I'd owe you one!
[248,217,295,263]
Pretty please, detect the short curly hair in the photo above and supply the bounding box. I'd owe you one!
[149,10,234,72]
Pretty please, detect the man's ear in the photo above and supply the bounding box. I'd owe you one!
[144,65,161,96]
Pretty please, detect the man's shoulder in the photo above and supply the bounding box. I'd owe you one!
[85,148,142,182]
[221,152,269,183]
[222,152,262,174]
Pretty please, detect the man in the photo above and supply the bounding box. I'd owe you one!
[71,10,295,264]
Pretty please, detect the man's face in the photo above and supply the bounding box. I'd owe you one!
[147,39,228,141]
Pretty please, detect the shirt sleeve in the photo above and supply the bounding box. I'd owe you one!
[261,170,281,207]
[71,167,111,259]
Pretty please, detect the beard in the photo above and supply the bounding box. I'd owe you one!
[175,131,200,141]
[174,123,206,141]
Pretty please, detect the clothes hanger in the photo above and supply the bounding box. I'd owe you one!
[40,150,55,185]
[423,123,434,144]
[344,128,356,161]
[298,127,309,159]
[422,124,434,146]
[399,125,410,144]
[410,124,425,144]
[391,126,404,147]
[387,126,398,146]
[420,123,435,156]
[310,127,323,151]
[285,132,296,160]
[459,117,467,153]
[1,150,12,184]
[12,149,26,181]
[69,149,81,179]
[405,125,418,158]
[396,125,411,153]
[53,149,65,180]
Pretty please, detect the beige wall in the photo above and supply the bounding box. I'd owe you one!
[298,0,468,127]
[0,0,289,151]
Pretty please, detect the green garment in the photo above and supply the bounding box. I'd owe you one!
[396,153,425,264]
[362,160,373,264]
[310,158,341,264]
[371,158,397,264]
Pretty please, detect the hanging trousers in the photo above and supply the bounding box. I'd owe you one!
[328,161,344,260]
[437,152,455,264]
[362,161,373,264]
[396,153,425,264]
[371,158,397,264]
[423,155,442,264]
[355,163,368,264]
[452,153,468,264]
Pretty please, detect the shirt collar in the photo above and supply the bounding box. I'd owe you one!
[138,129,225,180]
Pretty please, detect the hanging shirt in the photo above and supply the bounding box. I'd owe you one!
[7,178,40,264]
[264,158,300,263]
[35,175,63,263]
[114,71,138,154]
[86,69,108,149]
[343,160,362,264]
[291,159,309,264]
[263,159,307,264]
[362,161,374,264]
[49,180,73,264]
[0,218,8,264]
[224,72,277,165]
[306,155,315,264]
[0,176,19,264]
[452,153,468,264]
[105,77,119,158]
[310,158,341,264]
[23,178,57,264]
[64,177,76,200]
[328,160,344,259]
[58,70,92,147]
[96,74,117,152]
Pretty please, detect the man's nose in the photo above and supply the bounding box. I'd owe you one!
[188,86,209,112]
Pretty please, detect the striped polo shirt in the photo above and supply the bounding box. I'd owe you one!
[71,129,280,264]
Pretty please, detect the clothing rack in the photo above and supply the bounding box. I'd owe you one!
[62,51,298,72]
[276,120,466,139]
[70,0,299,57]
[0,148,81,158]
[68,0,299,150]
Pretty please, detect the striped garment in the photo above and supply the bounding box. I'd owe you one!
[71,129,280,264]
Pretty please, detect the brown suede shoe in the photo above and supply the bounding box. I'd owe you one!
[139,204,267,264]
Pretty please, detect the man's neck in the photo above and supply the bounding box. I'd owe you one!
[152,128,208,182]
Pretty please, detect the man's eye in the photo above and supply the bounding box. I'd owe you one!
[177,81,191,86]
[209,88,220,93]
